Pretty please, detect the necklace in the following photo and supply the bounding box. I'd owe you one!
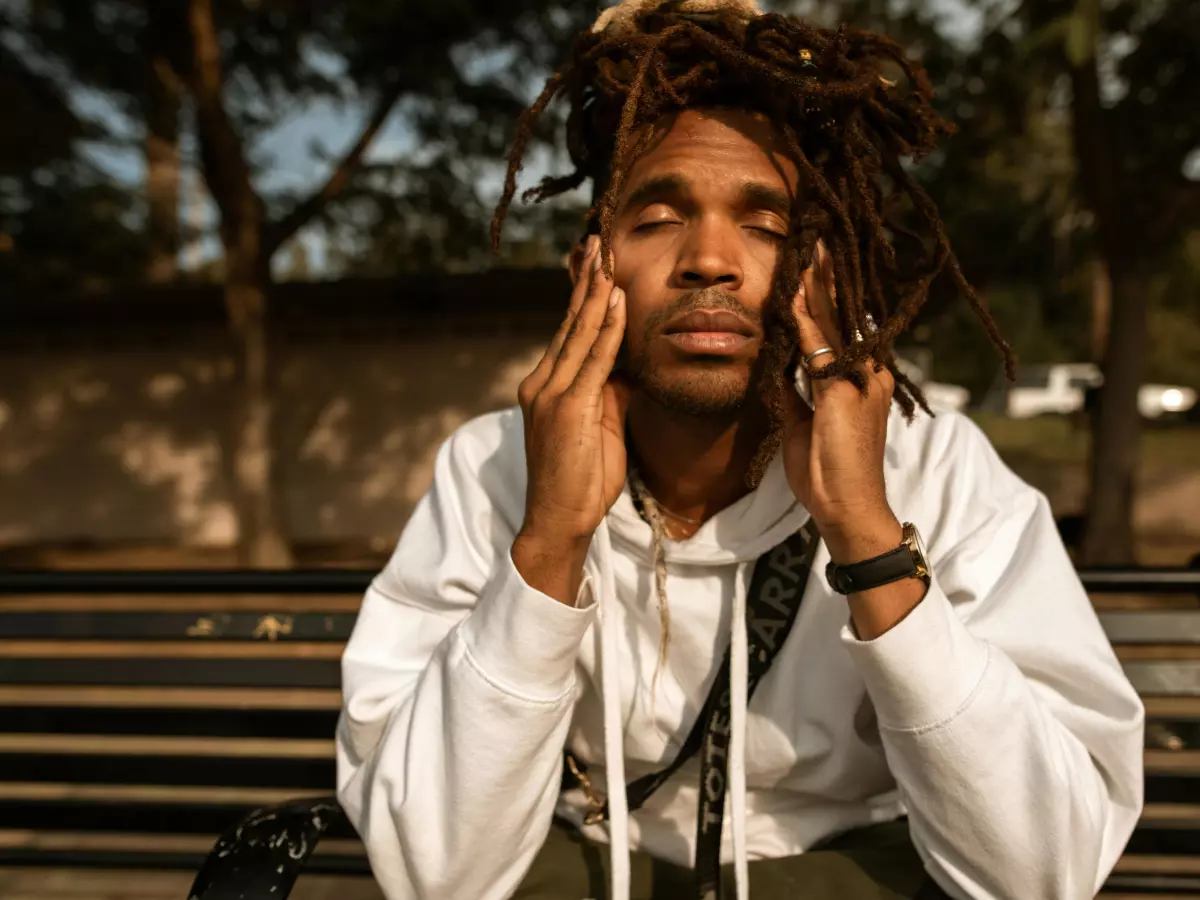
[657,504,701,526]
[629,467,703,532]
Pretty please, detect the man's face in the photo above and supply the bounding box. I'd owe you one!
[588,107,799,418]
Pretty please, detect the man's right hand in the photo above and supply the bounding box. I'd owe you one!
[512,235,630,605]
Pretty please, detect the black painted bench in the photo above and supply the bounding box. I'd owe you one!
[0,568,1197,898]
[0,571,372,895]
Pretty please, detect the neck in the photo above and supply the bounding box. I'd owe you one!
[626,392,768,524]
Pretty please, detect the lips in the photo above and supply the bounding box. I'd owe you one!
[664,310,757,336]
[661,308,758,356]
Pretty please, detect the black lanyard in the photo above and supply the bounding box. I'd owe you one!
[564,520,821,899]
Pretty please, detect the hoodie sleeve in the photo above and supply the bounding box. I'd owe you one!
[336,414,595,900]
[841,416,1145,900]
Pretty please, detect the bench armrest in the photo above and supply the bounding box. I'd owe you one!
[188,795,344,899]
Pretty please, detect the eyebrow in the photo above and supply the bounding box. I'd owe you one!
[738,182,794,219]
[619,174,794,219]
[619,174,688,214]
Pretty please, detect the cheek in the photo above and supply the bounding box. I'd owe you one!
[612,241,668,340]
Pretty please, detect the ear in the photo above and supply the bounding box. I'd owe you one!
[568,236,592,287]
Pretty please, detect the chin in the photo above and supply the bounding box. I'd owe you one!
[635,363,752,418]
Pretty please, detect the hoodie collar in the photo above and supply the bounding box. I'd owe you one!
[606,451,809,566]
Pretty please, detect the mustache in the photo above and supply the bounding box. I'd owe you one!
[643,288,763,337]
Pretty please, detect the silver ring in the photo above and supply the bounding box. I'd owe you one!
[802,346,836,370]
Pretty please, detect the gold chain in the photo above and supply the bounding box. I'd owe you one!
[565,753,607,825]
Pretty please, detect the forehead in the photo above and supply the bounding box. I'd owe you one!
[620,108,799,198]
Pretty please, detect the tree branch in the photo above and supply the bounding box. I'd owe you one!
[265,79,405,256]
[185,0,261,239]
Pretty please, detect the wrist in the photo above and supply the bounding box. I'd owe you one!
[821,511,903,565]
[512,531,591,606]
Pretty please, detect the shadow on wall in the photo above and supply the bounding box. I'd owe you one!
[0,334,545,554]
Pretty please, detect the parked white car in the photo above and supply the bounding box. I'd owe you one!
[895,356,971,413]
[1005,362,1197,420]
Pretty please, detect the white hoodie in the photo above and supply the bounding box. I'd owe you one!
[337,404,1144,900]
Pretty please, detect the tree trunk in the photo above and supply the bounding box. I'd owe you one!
[144,43,182,282]
[1079,268,1148,565]
[1089,257,1111,364]
[224,241,293,568]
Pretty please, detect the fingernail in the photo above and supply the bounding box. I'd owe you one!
[592,246,604,273]
[609,286,624,309]
[588,235,600,257]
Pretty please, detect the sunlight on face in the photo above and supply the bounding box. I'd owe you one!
[607,108,799,418]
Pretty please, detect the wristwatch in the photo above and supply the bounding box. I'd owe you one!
[824,522,931,595]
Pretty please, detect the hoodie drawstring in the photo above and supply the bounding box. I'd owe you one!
[730,562,752,900]
[592,525,755,900]
[594,519,632,899]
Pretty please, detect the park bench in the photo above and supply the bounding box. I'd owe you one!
[0,567,1197,898]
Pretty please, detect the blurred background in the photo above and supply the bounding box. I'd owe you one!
[1,0,1197,572]
[0,3,1198,899]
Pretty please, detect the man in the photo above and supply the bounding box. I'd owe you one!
[337,3,1144,899]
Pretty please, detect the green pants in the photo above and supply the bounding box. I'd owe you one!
[514,818,951,899]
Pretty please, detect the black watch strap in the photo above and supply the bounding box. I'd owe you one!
[824,524,928,595]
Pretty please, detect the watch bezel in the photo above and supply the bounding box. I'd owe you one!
[903,522,931,583]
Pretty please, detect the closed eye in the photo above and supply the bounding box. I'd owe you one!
[633,221,681,233]
[747,226,786,241]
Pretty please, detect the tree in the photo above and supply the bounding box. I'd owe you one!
[144,3,184,283]
[175,0,590,565]
[1017,0,1200,563]
[12,0,591,565]
[17,0,184,283]
[0,7,148,292]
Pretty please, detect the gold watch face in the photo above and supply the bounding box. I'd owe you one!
[905,522,930,578]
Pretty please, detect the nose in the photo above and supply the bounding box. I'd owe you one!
[670,215,744,292]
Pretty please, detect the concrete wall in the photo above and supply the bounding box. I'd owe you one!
[0,330,546,553]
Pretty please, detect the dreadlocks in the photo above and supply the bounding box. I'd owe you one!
[491,0,1015,486]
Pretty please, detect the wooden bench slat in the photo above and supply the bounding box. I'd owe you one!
[0,733,333,758]
[1102,613,1200,644]
[1123,663,1200,697]
[1119,647,1200,661]
[0,640,344,659]
[0,685,342,710]
[0,595,362,612]
[1092,595,1200,612]
[1146,750,1200,775]
[1144,697,1200,720]
[0,847,373,876]
[0,829,364,857]
[0,783,323,806]
[0,611,356,641]
[1143,804,1200,826]
[1115,856,1200,875]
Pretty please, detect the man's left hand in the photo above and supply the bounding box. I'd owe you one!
[781,243,903,565]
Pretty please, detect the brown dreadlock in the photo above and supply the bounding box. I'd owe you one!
[491,0,1016,486]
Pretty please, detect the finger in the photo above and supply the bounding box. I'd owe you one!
[574,285,626,393]
[792,282,836,373]
[525,236,600,394]
[547,244,615,390]
[806,241,842,351]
